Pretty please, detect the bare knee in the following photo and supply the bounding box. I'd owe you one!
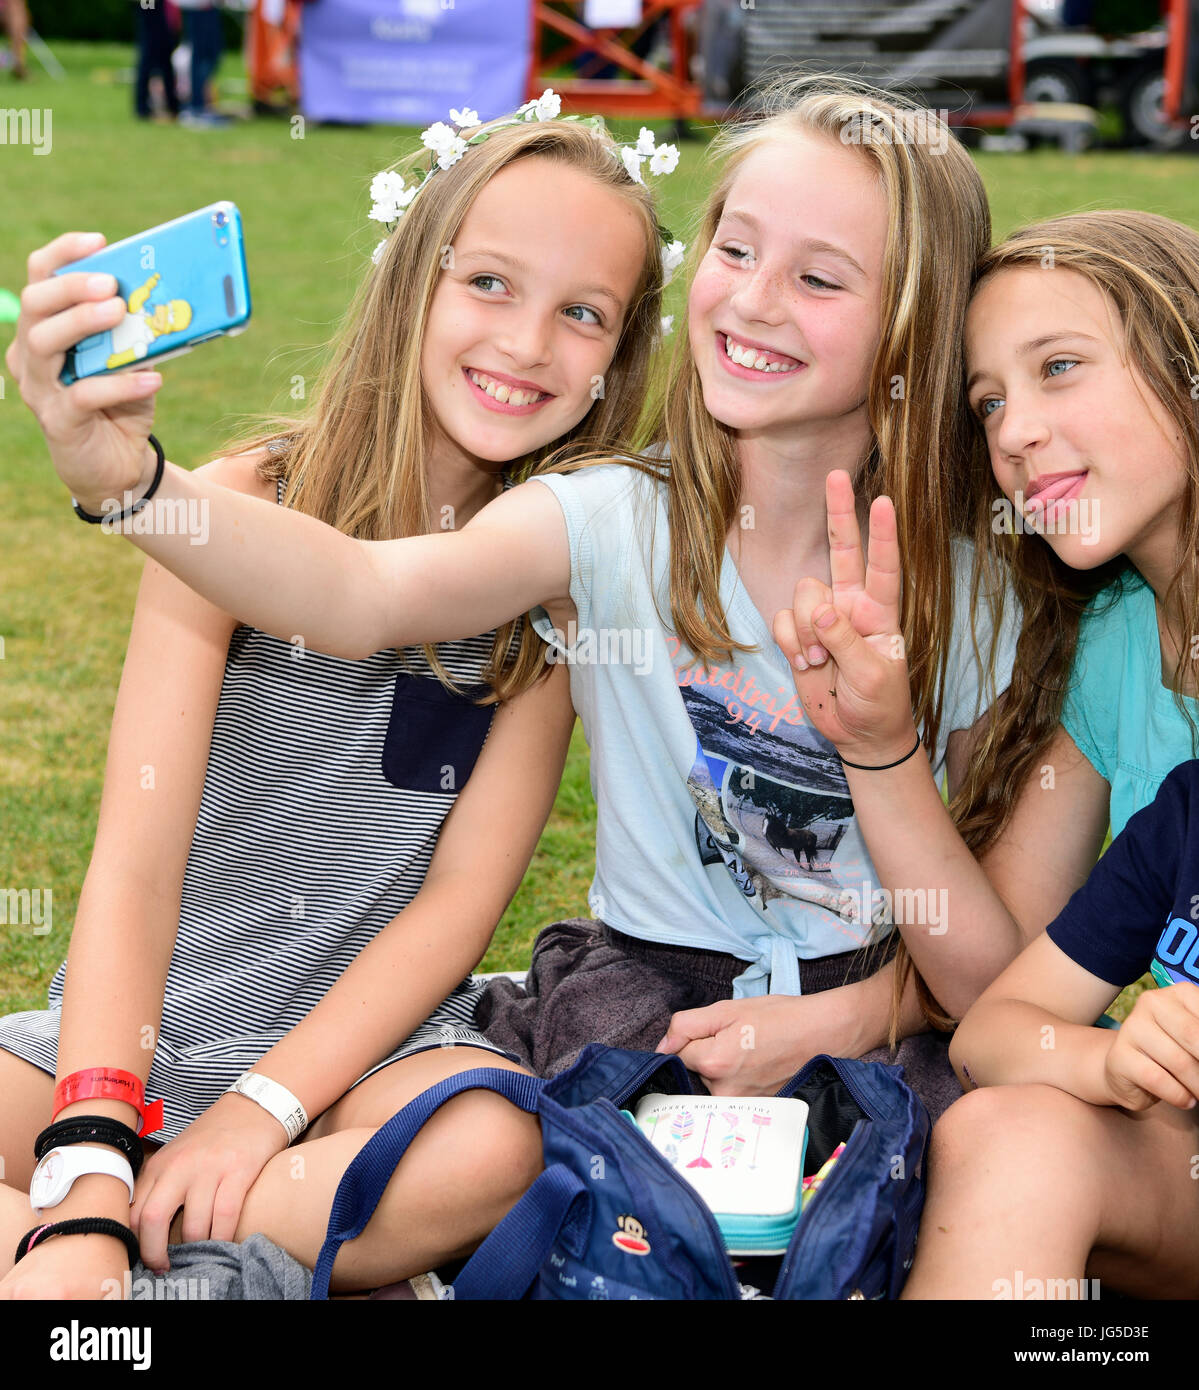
[422,1090,542,1203]
[924,1084,1117,1254]
[932,1083,1100,1170]
[339,1095,543,1280]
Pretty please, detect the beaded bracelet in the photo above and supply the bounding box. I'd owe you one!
[72,433,165,524]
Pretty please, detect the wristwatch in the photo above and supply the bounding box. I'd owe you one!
[29,1145,136,1215]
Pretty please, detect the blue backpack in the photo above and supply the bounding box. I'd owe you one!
[310,1045,929,1301]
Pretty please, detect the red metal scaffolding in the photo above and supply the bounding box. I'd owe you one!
[526,0,706,117]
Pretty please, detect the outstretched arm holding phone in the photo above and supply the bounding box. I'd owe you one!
[9,233,571,658]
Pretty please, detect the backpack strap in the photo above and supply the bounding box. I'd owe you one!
[450,1162,589,1301]
[310,1067,544,1299]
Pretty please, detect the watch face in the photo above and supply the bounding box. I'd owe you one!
[30,1150,64,1209]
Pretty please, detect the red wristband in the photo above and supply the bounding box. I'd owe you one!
[53,1068,164,1137]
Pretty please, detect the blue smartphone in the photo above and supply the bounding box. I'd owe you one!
[53,201,251,385]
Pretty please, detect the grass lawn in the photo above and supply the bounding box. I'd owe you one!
[1,41,1180,1019]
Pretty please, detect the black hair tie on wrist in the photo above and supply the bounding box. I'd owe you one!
[72,433,165,524]
[839,733,923,772]
[35,1115,144,1178]
[16,1218,140,1270]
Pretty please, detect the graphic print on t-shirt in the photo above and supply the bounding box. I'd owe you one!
[1151,913,1199,988]
[673,640,884,933]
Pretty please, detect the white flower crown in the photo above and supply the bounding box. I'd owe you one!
[368,89,686,300]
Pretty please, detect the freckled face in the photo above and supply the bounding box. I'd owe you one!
[965,266,1187,569]
[687,131,887,439]
[419,157,645,466]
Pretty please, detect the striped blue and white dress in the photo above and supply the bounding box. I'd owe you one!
[0,476,518,1141]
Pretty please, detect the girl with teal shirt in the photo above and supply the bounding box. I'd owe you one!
[965,210,1199,841]
[786,208,1199,1299]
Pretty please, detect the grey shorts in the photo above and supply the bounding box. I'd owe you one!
[474,919,962,1122]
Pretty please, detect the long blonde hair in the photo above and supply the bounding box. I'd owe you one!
[538,74,995,1036]
[213,115,668,702]
[951,211,1199,865]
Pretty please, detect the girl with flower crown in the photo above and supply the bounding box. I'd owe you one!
[0,97,679,1298]
[11,74,1064,1292]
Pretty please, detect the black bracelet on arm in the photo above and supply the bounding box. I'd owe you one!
[16,1218,140,1269]
[35,1115,144,1178]
[72,433,165,524]
[839,733,923,772]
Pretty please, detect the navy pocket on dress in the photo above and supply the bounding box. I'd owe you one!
[381,672,495,793]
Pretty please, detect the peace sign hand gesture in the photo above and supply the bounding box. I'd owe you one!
[771,469,920,768]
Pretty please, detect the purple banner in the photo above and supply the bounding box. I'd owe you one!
[300,0,533,126]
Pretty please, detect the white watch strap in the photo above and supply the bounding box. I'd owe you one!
[30,1144,136,1214]
[226,1071,308,1144]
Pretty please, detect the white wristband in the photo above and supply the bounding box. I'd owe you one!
[225,1071,308,1144]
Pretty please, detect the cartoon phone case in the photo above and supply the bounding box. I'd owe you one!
[53,201,251,385]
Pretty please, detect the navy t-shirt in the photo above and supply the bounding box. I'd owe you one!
[1047,759,1199,989]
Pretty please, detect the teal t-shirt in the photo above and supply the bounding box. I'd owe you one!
[1062,573,1199,839]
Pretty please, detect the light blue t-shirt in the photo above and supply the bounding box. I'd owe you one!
[1062,572,1199,839]
[529,463,1022,998]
